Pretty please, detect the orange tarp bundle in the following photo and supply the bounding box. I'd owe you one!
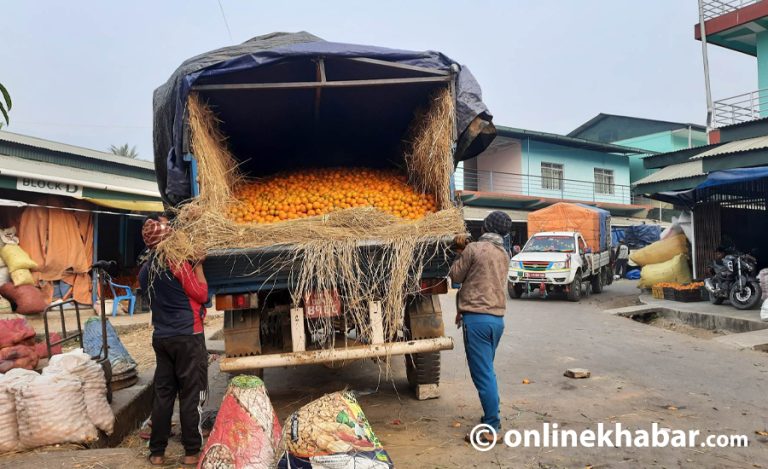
[527,202,605,252]
[18,197,93,305]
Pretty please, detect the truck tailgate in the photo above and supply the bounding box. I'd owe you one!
[204,237,455,293]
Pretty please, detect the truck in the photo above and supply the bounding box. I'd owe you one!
[152,32,495,399]
[507,203,613,301]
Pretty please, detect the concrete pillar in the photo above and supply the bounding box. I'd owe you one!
[756,31,768,117]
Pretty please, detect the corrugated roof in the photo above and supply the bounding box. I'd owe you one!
[633,160,704,186]
[0,154,160,198]
[691,135,768,160]
[0,130,154,170]
[496,126,651,155]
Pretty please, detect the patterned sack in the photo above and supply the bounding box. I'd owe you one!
[0,369,37,452]
[278,391,394,469]
[200,375,282,469]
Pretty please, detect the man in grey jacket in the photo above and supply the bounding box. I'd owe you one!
[450,211,512,443]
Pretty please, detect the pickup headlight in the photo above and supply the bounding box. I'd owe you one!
[510,261,523,270]
[550,261,567,270]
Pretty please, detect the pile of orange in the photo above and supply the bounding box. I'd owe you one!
[226,168,437,224]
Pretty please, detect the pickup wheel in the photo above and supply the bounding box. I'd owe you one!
[567,272,583,302]
[590,269,604,294]
[405,352,441,388]
[508,282,523,299]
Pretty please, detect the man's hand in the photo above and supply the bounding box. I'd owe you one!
[455,312,462,327]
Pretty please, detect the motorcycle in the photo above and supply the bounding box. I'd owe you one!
[705,252,763,310]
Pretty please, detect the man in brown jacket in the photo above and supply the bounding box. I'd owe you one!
[450,211,512,441]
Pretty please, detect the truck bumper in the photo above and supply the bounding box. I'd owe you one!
[508,272,572,285]
[219,337,454,372]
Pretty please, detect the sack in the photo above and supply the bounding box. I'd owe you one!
[10,269,33,287]
[761,299,768,322]
[34,333,62,359]
[83,317,136,375]
[0,268,8,285]
[0,245,37,273]
[278,391,394,469]
[10,372,98,448]
[0,319,36,349]
[44,349,114,434]
[0,228,18,247]
[630,234,688,267]
[759,269,768,301]
[0,284,48,315]
[200,375,282,469]
[0,369,37,453]
[638,254,692,289]
[0,345,39,373]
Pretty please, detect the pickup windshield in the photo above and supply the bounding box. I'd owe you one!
[523,236,575,253]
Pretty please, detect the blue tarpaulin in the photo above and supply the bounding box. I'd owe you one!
[654,165,768,206]
[153,32,495,205]
[623,224,661,249]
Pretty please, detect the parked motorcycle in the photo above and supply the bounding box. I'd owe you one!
[705,253,763,310]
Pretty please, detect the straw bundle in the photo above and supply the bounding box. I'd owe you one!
[157,89,464,346]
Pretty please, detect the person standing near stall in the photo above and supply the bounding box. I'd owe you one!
[449,211,512,444]
[138,217,209,466]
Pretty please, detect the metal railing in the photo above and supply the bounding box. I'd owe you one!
[701,0,761,20]
[713,88,768,126]
[457,168,644,205]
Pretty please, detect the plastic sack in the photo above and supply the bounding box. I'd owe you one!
[0,228,19,247]
[626,269,641,280]
[0,284,47,315]
[638,254,692,289]
[0,319,36,349]
[630,234,688,267]
[759,269,768,301]
[0,268,8,285]
[83,317,137,375]
[44,349,114,434]
[0,245,37,273]
[200,375,282,469]
[278,391,394,469]
[10,269,33,287]
[0,369,37,452]
[10,372,98,448]
[761,299,768,322]
[0,345,39,373]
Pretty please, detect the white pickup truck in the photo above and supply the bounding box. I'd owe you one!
[507,231,612,301]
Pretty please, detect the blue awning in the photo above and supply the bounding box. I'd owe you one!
[652,165,768,207]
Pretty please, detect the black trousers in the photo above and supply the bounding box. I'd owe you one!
[150,334,208,456]
[615,259,629,278]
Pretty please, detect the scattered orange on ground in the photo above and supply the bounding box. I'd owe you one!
[226,168,437,224]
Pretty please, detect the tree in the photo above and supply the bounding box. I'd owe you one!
[109,143,139,158]
[0,83,11,128]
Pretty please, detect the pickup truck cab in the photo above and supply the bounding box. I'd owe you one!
[507,231,612,301]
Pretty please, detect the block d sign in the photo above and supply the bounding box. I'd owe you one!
[16,177,83,198]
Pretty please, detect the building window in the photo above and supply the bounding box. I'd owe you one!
[594,168,615,195]
[541,162,563,190]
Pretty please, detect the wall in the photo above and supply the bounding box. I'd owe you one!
[520,139,631,204]
[461,138,523,192]
[614,129,708,182]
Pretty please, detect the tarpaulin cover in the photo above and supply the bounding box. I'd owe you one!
[611,227,625,248]
[83,317,137,375]
[622,224,661,249]
[651,165,768,206]
[153,31,494,204]
[528,203,611,252]
[17,197,93,305]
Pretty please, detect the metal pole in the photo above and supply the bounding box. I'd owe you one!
[698,0,715,131]
[92,213,99,307]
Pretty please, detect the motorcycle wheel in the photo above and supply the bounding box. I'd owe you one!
[708,291,724,305]
[729,281,762,310]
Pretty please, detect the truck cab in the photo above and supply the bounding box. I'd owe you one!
[508,231,612,301]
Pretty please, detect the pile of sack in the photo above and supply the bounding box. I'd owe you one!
[199,376,393,469]
[0,349,114,452]
[0,229,47,315]
[0,318,60,373]
[631,233,692,289]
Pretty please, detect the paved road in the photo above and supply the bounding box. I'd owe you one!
[260,280,768,468]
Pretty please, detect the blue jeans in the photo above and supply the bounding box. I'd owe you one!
[462,312,505,430]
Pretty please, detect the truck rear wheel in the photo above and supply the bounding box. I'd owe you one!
[590,269,604,294]
[567,272,582,302]
[508,282,523,299]
[405,352,441,388]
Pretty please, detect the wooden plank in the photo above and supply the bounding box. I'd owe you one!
[344,57,451,76]
[192,75,451,91]
[368,300,385,345]
[290,306,306,352]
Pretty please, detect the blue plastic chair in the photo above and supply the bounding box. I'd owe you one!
[109,280,136,317]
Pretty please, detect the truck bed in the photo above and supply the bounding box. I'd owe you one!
[204,236,455,294]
